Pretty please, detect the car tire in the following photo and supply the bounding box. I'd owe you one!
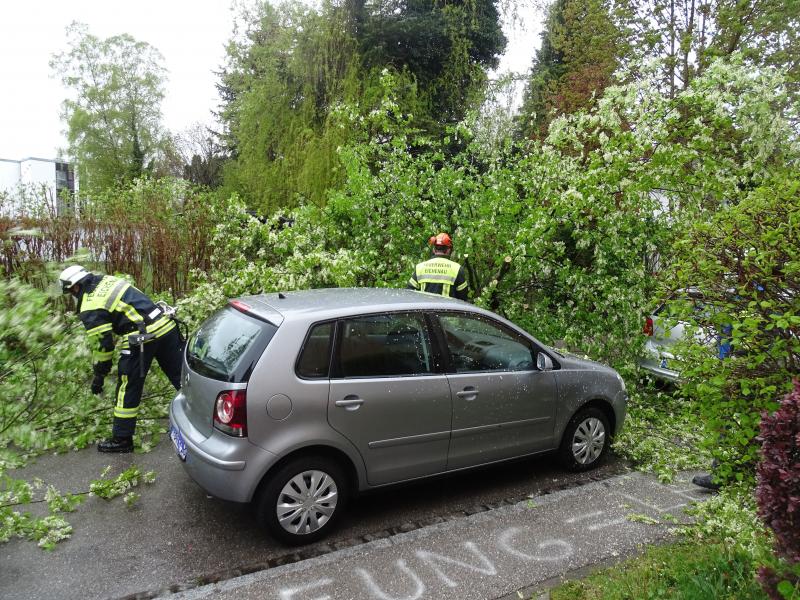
[558,407,610,472]
[255,455,348,546]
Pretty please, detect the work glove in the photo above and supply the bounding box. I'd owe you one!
[91,374,105,395]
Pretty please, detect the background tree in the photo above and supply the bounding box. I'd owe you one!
[218,0,505,212]
[358,0,506,129]
[218,1,361,210]
[51,22,167,192]
[162,123,227,189]
[518,0,621,139]
[614,0,800,99]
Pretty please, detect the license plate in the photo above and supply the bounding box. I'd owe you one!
[170,424,188,461]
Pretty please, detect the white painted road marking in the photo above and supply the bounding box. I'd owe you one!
[357,559,426,600]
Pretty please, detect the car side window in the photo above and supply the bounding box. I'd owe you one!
[296,321,334,378]
[337,313,433,378]
[439,313,535,373]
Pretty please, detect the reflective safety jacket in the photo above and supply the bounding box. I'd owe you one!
[76,274,175,376]
[407,256,469,301]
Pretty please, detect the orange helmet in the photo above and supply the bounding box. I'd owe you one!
[428,232,453,249]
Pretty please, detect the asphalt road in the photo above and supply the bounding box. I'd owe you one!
[1,436,629,600]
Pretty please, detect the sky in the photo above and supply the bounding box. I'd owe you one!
[0,0,540,161]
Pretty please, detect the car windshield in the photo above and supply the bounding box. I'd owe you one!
[187,306,277,382]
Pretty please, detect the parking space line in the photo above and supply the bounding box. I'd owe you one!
[565,511,604,524]
[588,517,627,531]
[615,492,681,513]
[670,489,705,502]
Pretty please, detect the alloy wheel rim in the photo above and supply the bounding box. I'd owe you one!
[572,417,606,464]
[276,469,338,535]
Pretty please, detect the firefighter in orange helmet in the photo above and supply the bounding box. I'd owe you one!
[407,233,469,301]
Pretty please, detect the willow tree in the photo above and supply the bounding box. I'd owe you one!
[218,0,506,212]
[218,2,361,210]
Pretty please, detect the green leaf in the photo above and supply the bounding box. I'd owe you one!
[777,580,796,599]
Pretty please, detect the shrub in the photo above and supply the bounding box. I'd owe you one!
[81,177,216,298]
[0,185,79,286]
[756,379,800,597]
[0,278,171,470]
[669,173,800,483]
[1,177,217,298]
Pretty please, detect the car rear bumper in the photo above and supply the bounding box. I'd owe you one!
[638,359,681,382]
[169,393,278,503]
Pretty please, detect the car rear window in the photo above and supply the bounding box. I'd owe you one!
[654,289,706,316]
[296,321,334,378]
[187,306,277,382]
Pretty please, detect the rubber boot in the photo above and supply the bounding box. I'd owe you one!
[97,437,134,453]
[692,473,721,491]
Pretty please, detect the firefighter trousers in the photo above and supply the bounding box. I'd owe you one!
[112,326,183,438]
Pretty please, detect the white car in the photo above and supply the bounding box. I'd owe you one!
[639,289,723,383]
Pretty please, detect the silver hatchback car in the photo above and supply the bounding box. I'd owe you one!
[169,288,627,545]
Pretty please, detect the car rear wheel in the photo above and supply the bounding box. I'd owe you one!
[558,407,610,472]
[255,456,348,546]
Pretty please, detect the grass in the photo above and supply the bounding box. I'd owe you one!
[548,540,767,600]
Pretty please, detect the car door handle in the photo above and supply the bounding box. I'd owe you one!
[335,396,364,411]
[456,387,479,399]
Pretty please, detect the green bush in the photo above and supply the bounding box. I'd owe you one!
[0,278,171,469]
[668,173,800,483]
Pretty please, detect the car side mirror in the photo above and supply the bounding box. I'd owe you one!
[536,352,553,371]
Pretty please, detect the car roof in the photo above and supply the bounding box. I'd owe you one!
[236,288,471,324]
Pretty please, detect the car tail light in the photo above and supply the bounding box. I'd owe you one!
[643,317,654,336]
[213,390,247,437]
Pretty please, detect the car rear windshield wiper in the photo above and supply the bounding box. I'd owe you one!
[189,354,230,379]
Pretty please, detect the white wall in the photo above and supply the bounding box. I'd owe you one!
[0,159,20,193]
[0,158,22,216]
[0,157,76,216]
[20,157,57,199]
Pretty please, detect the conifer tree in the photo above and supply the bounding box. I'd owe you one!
[518,0,621,139]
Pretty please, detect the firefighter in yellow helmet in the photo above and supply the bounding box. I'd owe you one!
[407,232,469,300]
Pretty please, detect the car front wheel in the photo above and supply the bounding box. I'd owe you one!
[256,456,348,545]
[558,407,610,471]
